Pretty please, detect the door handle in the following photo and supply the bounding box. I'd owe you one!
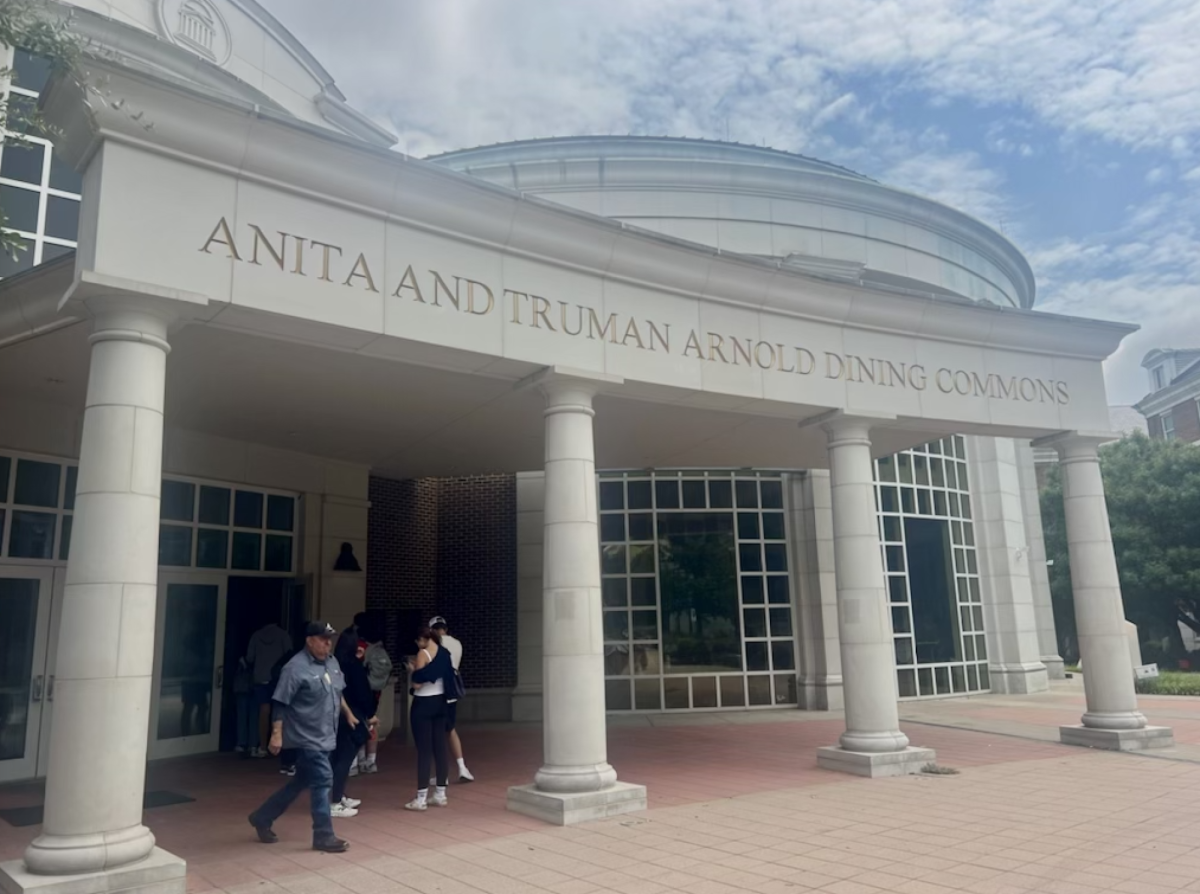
[47,675,55,702]
[215,665,224,688]
[31,675,43,703]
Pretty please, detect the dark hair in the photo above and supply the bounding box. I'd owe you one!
[353,611,368,626]
[416,627,441,646]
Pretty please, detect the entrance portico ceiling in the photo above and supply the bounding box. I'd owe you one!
[0,56,1138,476]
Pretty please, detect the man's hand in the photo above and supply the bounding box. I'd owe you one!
[268,729,283,756]
[347,713,359,730]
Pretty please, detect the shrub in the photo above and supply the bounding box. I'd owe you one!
[1135,671,1200,696]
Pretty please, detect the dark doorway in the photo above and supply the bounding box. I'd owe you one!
[218,577,306,751]
[904,518,961,664]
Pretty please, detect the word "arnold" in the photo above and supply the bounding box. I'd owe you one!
[199,219,1071,406]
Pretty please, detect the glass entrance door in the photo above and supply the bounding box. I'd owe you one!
[149,574,227,759]
[0,566,54,782]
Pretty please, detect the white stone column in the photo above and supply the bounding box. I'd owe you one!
[816,416,934,777]
[1044,433,1173,751]
[507,369,646,825]
[2,298,186,894]
[512,472,546,723]
[1015,440,1065,678]
[789,471,843,711]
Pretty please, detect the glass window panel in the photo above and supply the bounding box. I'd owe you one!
[9,510,56,558]
[960,606,973,632]
[158,524,192,566]
[882,515,901,542]
[764,543,787,572]
[605,679,632,710]
[877,456,895,482]
[891,606,911,634]
[766,575,789,604]
[930,458,945,488]
[917,490,932,516]
[160,480,195,522]
[738,543,762,572]
[599,481,624,511]
[967,551,978,575]
[888,575,908,603]
[769,608,793,637]
[234,491,264,528]
[633,644,659,675]
[604,646,630,676]
[746,641,769,672]
[748,675,772,706]
[0,142,44,185]
[774,674,798,705]
[631,610,657,641]
[604,611,628,641]
[720,675,745,707]
[14,459,60,507]
[771,641,795,671]
[963,523,975,547]
[627,479,652,510]
[630,577,656,606]
[894,637,914,666]
[13,49,52,92]
[737,512,760,540]
[0,236,34,277]
[264,535,293,572]
[600,513,625,543]
[601,544,626,574]
[41,242,72,263]
[153,583,215,741]
[44,196,79,241]
[664,677,689,710]
[659,512,741,673]
[0,455,9,498]
[266,495,295,532]
[681,479,706,508]
[973,606,984,630]
[0,184,40,233]
[743,608,766,638]
[198,486,230,525]
[634,678,661,711]
[0,577,40,759]
[979,664,990,690]
[628,513,653,541]
[967,664,979,690]
[735,479,759,508]
[918,666,934,696]
[933,491,948,516]
[654,479,679,509]
[975,634,988,660]
[886,545,905,572]
[196,528,228,569]
[741,576,764,604]
[970,577,981,602]
[231,531,261,570]
[692,676,718,708]
[761,513,785,541]
[897,668,917,698]
[62,466,77,510]
[964,636,976,661]
[897,453,913,484]
[951,665,966,693]
[934,666,950,694]
[945,461,959,491]
[960,494,973,519]
[48,149,82,193]
[603,578,628,607]
[901,488,915,514]
[760,479,783,509]
[880,486,899,513]
[629,543,655,574]
[58,513,71,561]
[708,479,733,508]
[914,455,930,486]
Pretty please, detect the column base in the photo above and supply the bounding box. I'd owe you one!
[510,687,543,723]
[507,782,647,826]
[987,662,1050,694]
[1060,725,1174,751]
[1042,656,1066,680]
[0,849,185,894]
[817,745,937,778]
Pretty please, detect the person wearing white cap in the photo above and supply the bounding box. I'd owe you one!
[429,616,474,782]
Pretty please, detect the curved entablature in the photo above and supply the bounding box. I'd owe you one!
[49,0,394,147]
[430,136,1035,311]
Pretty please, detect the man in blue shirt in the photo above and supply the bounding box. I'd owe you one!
[248,621,356,852]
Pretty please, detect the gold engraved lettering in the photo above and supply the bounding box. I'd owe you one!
[586,309,619,342]
[708,333,730,363]
[454,277,494,315]
[795,348,816,375]
[647,321,670,353]
[559,302,584,336]
[309,240,342,282]
[505,289,529,324]
[1019,378,1037,401]
[683,329,704,359]
[754,341,776,370]
[343,253,378,292]
[1037,380,1055,403]
[1056,381,1070,404]
[731,337,753,367]
[775,344,795,373]
[532,296,556,331]
[909,365,927,390]
[199,217,241,260]
[935,368,954,392]
[431,271,458,309]
[825,352,845,380]
[249,225,288,270]
[394,265,426,302]
[622,319,646,349]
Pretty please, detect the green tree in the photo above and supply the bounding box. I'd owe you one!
[1,0,80,261]
[1041,431,1200,665]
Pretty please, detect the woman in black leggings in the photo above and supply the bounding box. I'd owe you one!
[404,627,453,811]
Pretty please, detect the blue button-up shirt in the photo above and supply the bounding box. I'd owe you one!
[273,648,344,752]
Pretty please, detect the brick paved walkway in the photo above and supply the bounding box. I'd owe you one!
[3,683,1200,893]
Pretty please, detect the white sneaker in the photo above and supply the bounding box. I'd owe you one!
[340,796,362,809]
[458,767,475,783]
[403,799,427,812]
[429,792,448,808]
[330,802,358,818]
[362,762,378,775]
[348,762,359,778]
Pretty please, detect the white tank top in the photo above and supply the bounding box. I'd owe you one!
[413,648,444,697]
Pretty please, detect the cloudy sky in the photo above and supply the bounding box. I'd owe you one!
[259,0,1200,405]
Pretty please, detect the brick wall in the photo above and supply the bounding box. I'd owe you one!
[366,475,518,690]
[1172,400,1200,444]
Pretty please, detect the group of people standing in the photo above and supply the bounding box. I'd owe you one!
[247,614,473,852]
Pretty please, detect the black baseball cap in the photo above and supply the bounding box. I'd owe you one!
[305,621,336,638]
[429,616,448,629]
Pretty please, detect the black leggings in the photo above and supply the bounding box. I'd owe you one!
[330,724,360,802]
[410,694,448,789]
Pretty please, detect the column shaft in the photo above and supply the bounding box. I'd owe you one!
[25,307,171,874]
[534,382,616,793]
[1058,442,1145,730]
[825,421,908,753]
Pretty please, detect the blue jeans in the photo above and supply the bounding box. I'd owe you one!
[250,749,334,842]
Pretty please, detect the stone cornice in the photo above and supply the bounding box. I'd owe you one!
[1133,378,1200,417]
[42,58,1136,365]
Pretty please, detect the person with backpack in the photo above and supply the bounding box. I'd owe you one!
[354,621,392,775]
[429,616,473,782]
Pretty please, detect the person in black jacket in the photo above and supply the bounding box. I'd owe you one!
[329,632,376,816]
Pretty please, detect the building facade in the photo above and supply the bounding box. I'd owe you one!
[0,3,1174,894]
[1136,349,1200,442]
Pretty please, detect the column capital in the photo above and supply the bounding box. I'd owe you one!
[802,410,896,444]
[517,366,625,407]
[1032,431,1115,461]
[60,269,219,335]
